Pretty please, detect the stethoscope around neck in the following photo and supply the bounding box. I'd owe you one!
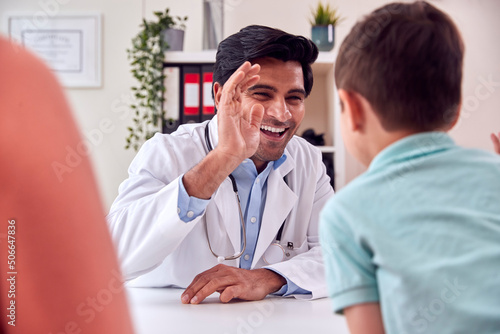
[204,122,289,265]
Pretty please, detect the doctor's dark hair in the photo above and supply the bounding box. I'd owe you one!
[213,25,318,98]
[335,1,464,131]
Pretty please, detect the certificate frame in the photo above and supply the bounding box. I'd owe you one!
[7,12,102,88]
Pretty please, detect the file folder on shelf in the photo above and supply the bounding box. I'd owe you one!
[162,63,215,133]
[182,66,201,124]
[162,66,181,134]
[201,64,215,121]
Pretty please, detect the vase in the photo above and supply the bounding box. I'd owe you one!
[162,28,185,51]
[311,24,335,52]
[203,0,224,50]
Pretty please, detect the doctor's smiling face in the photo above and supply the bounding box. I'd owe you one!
[245,57,306,170]
[211,25,317,172]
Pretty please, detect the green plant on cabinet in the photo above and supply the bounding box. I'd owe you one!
[126,9,187,151]
[309,2,343,52]
[309,2,342,26]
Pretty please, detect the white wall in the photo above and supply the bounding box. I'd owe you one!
[1,0,499,209]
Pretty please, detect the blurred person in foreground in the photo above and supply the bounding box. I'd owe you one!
[0,36,134,334]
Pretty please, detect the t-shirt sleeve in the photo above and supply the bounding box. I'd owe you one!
[319,199,379,314]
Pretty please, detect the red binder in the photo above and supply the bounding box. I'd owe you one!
[201,65,215,121]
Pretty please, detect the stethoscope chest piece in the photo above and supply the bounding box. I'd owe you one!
[263,243,286,265]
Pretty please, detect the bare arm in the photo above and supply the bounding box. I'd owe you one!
[491,132,500,154]
[344,303,385,334]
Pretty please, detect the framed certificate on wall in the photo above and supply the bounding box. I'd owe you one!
[7,13,102,88]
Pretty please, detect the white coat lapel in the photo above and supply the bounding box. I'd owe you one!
[212,178,242,256]
[251,156,297,268]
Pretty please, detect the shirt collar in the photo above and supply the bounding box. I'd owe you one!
[273,154,287,169]
[369,131,456,172]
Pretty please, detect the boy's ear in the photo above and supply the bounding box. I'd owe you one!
[338,89,365,132]
[213,82,222,109]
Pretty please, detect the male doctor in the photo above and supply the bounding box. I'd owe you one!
[107,25,334,304]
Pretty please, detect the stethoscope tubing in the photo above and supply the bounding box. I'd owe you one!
[204,123,247,262]
[203,121,288,264]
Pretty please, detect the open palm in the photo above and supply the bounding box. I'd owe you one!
[216,62,264,162]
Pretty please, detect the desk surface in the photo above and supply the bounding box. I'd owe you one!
[127,288,349,334]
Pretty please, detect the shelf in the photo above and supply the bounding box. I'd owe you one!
[311,51,336,74]
[164,50,216,63]
[318,146,336,153]
[164,51,335,70]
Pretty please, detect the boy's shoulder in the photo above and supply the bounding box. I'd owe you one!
[322,169,380,218]
[325,133,500,218]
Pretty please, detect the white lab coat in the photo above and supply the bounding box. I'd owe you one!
[107,117,334,299]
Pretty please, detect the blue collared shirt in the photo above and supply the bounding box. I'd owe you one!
[177,155,309,296]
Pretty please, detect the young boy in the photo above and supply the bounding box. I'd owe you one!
[320,2,500,334]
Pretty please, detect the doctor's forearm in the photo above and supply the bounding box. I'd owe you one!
[183,148,241,199]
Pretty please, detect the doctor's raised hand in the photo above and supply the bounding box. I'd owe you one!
[215,62,264,162]
[182,61,264,200]
[106,25,332,305]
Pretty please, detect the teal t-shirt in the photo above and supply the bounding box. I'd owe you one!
[320,132,500,334]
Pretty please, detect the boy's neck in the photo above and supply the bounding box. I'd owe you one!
[350,92,453,168]
[361,127,420,167]
[362,120,454,167]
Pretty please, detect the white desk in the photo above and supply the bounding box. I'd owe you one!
[127,288,349,334]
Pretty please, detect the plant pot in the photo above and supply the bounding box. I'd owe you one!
[203,0,224,50]
[162,28,185,51]
[311,24,335,52]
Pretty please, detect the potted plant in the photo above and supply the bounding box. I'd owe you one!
[126,9,187,151]
[309,2,343,52]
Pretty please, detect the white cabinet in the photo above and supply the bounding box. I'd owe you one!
[164,51,345,189]
[303,51,345,189]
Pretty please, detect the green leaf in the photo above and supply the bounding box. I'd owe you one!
[126,7,188,150]
[310,2,343,26]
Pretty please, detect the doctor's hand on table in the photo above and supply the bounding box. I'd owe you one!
[181,264,286,304]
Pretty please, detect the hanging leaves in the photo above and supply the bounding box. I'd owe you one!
[125,8,188,150]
